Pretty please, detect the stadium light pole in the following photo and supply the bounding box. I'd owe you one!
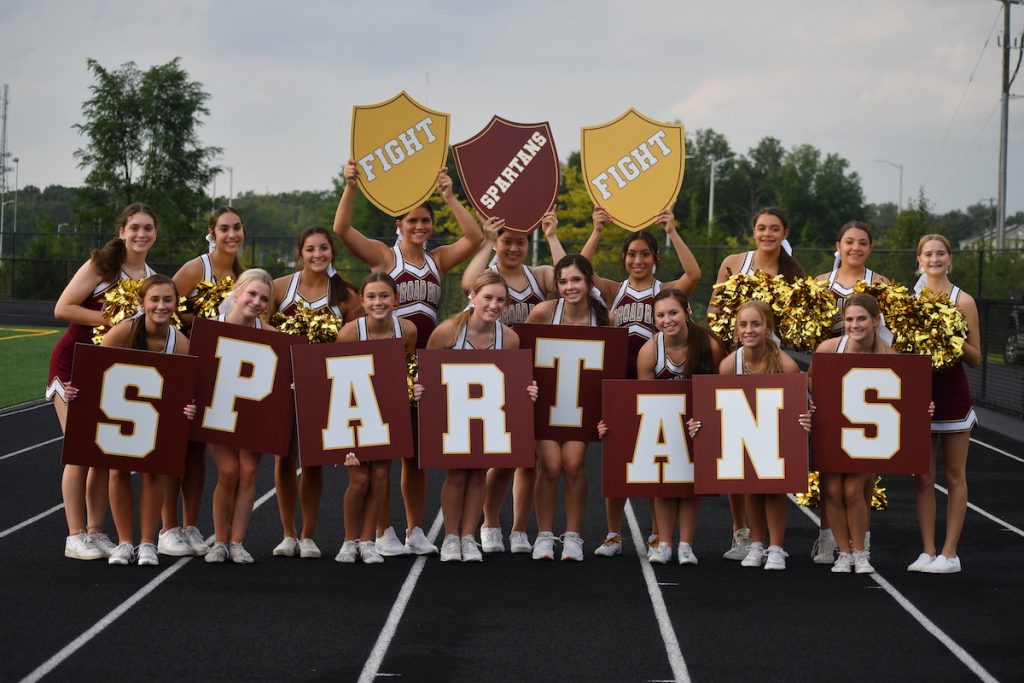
[875,159,903,210]
[707,157,726,236]
[0,199,11,259]
[12,156,17,237]
[226,166,234,207]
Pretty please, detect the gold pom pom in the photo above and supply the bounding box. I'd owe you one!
[272,303,342,344]
[775,277,838,352]
[707,271,787,342]
[871,476,888,511]
[882,286,968,370]
[91,278,144,344]
[795,470,821,508]
[406,353,419,404]
[190,277,235,320]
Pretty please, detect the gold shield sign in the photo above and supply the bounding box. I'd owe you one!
[580,109,685,232]
[351,91,451,217]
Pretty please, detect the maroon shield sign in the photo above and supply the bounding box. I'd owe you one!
[62,344,197,476]
[515,323,628,441]
[809,353,932,474]
[692,373,809,494]
[416,349,535,469]
[601,380,696,498]
[188,317,306,455]
[291,339,414,466]
[453,116,560,233]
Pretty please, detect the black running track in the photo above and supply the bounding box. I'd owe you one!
[2,400,1022,682]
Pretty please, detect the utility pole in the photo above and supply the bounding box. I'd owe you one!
[707,157,726,237]
[995,0,1023,249]
[0,83,9,259]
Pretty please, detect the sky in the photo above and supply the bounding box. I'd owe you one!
[0,0,1022,217]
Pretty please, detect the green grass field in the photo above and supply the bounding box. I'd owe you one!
[0,326,62,408]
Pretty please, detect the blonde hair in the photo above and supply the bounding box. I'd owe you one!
[449,270,508,333]
[735,300,784,374]
[916,233,954,274]
[233,268,273,293]
[843,293,887,354]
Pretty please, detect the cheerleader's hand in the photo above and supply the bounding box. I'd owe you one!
[656,208,677,235]
[63,383,79,402]
[687,418,701,438]
[343,159,359,186]
[540,211,558,238]
[526,380,538,403]
[344,452,360,467]
[928,401,935,417]
[183,402,197,421]
[597,419,608,439]
[482,217,504,243]
[592,207,611,233]
[437,168,453,199]
[798,400,815,433]
[412,383,425,402]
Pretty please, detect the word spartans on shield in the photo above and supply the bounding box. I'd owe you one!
[351,91,451,217]
[580,109,685,232]
[62,344,198,476]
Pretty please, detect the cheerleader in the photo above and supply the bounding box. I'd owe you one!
[462,212,565,555]
[161,207,248,558]
[908,234,981,574]
[809,221,890,565]
[49,203,157,560]
[205,269,278,563]
[525,254,612,561]
[711,208,807,562]
[811,293,893,574]
[271,227,361,560]
[62,275,195,566]
[422,271,536,562]
[334,272,418,564]
[333,159,483,556]
[582,207,701,558]
[692,300,811,570]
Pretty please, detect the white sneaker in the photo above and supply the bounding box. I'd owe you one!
[480,527,504,553]
[594,532,622,557]
[298,538,321,559]
[907,552,936,572]
[273,536,298,557]
[646,534,660,560]
[440,534,462,562]
[677,542,698,566]
[137,542,159,566]
[740,542,766,567]
[461,535,483,562]
[108,542,135,565]
[87,532,116,558]
[832,552,854,574]
[509,531,532,554]
[560,532,584,562]
[853,550,874,574]
[375,527,409,556]
[228,542,254,564]
[920,555,961,574]
[764,545,788,571]
[182,526,209,556]
[405,527,439,555]
[811,534,838,564]
[532,531,556,561]
[335,541,358,563]
[649,542,672,564]
[65,532,104,561]
[205,542,228,563]
[723,528,751,560]
[359,540,384,564]
[158,527,193,557]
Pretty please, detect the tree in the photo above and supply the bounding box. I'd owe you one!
[72,58,221,248]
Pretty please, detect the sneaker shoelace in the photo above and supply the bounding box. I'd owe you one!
[600,534,622,548]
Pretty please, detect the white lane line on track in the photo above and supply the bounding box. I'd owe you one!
[970,438,1024,464]
[19,483,281,683]
[624,500,691,683]
[0,504,64,539]
[0,402,48,418]
[934,484,1024,538]
[1,437,63,461]
[789,497,998,683]
[358,510,444,683]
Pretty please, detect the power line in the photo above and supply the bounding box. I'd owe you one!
[936,100,1000,205]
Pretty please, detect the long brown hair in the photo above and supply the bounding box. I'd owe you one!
[207,206,246,277]
[295,226,355,310]
[734,300,784,374]
[91,203,158,282]
[554,254,610,326]
[752,207,806,282]
[128,274,178,351]
[653,288,716,377]
[843,293,887,354]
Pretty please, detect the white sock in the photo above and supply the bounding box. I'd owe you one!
[819,528,834,540]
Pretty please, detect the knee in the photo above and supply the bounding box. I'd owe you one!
[446,469,468,488]
[239,462,259,486]
[370,464,389,489]
[468,470,486,487]
[538,462,561,481]
[218,463,240,488]
[348,469,369,493]
[843,484,864,508]
[823,478,843,501]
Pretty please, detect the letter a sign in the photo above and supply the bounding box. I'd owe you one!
[351,91,451,217]
[580,109,685,232]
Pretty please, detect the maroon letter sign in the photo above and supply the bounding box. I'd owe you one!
[62,344,197,476]
[601,379,696,498]
[810,353,932,474]
[188,317,306,455]
[515,324,628,441]
[416,349,535,469]
[291,339,414,466]
[692,373,809,494]
[452,116,560,233]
